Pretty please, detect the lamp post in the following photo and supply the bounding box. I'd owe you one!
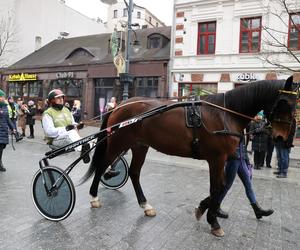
[119,0,134,100]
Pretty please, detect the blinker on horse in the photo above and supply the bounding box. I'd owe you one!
[82,76,299,237]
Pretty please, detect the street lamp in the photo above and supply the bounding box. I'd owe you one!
[120,0,136,100]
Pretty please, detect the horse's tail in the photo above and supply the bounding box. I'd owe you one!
[79,112,111,185]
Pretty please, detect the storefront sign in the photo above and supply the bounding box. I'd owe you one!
[56,72,74,79]
[8,73,37,81]
[237,73,257,82]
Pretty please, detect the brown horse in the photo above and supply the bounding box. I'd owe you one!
[82,76,299,237]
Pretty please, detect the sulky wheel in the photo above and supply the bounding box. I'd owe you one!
[31,166,76,221]
[100,155,129,190]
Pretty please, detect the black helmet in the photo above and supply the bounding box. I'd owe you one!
[48,89,65,104]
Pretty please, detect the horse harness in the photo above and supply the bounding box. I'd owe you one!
[185,98,203,158]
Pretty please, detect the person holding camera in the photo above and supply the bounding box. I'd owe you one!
[42,89,90,163]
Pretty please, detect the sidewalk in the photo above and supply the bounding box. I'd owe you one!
[19,122,300,184]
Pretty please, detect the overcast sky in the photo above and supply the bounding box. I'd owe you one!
[65,0,174,25]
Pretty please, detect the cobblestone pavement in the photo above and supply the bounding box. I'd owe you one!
[0,124,299,249]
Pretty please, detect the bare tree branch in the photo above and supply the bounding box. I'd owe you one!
[260,0,300,71]
[0,13,17,66]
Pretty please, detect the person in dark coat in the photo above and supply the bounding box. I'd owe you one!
[0,89,16,171]
[273,118,296,178]
[250,113,268,169]
[26,100,36,139]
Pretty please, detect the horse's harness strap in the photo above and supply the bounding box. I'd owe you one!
[200,100,255,121]
[190,102,202,159]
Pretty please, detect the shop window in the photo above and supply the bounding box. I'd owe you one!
[28,82,43,97]
[179,83,217,97]
[8,81,42,98]
[197,21,216,55]
[49,79,83,98]
[288,13,300,50]
[239,17,261,53]
[135,77,158,97]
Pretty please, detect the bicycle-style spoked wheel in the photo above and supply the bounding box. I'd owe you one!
[31,166,76,221]
[100,156,129,190]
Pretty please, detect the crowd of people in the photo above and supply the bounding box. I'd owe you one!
[0,88,85,171]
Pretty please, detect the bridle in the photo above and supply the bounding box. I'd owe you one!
[268,88,299,126]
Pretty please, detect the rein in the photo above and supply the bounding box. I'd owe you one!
[82,97,256,125]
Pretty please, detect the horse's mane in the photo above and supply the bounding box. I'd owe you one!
[204,80,286,117]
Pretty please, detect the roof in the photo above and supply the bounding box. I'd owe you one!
[9,26,171,70]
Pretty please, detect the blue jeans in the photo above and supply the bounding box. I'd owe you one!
[217,158,256,204]
[275,145,290,175]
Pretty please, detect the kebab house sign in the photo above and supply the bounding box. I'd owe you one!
[8,73,37,81]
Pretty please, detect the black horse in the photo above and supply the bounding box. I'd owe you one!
[82,76,299,237]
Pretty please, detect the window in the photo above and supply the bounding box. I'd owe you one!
[135,77,158,97]
[142,25,148,29]
[288,13,300,50]
[156,22,159,27]
[239,17,261,53]
[147,33,170,49]
[49,79,83,98]
[123,8,127,17]
[113,10,118,18]
[197,21,216,55]
[149,16,152,24]
[137,11,141,19]
[148,36,161,49]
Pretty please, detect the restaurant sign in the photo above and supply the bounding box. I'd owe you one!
[8,73,37,81]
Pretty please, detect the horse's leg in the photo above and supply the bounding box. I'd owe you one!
[89,159,107,208]
[195,196,210,220]
[129,144,156,217]
[206,157,226,237]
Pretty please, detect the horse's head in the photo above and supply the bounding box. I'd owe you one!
[267,76,299,141]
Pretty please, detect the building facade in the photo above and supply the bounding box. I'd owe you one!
[106,0,165,32]
[1,27,171,118]
[0,0,107,66]
[170,0,300,98]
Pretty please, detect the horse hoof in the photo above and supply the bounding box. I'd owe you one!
[90,197,101,208]
[195,207,204,221]
[144,209,156,217]
[211,228,225,237]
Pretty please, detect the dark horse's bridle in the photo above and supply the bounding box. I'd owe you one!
[267,89,299,125]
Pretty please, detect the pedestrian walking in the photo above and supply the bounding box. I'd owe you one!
[17,100,27,137]
[71,100,81,123]
[249,113,268,169]
[273,118,296,178]
[26,100,36,139]
[0,89,16,171]
[7,97,23,142]
[106,96,117,111]
[198,136,274,220]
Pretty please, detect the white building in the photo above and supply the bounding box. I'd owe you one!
[170,0,300,97]
[105,0,165,32]
[0,0,107,66]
